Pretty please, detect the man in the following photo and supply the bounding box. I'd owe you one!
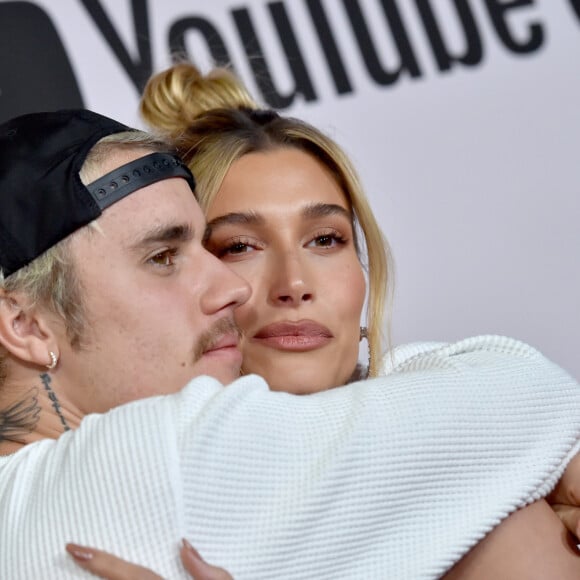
[0,109,579,579]
[0,110,249,432]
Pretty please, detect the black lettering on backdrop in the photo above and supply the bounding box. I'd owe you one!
[343,0,421,86]
[416,0,483,71]
[163,0,548,109]
[484,0,544,53]
[232,4,316,108]
[80,0,152,93]
[0,2,83,121]
[168,17,233,66]
[305,0,353,95]
[569,0,580,20]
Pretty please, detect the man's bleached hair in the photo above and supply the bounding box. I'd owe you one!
[0,130,171,384]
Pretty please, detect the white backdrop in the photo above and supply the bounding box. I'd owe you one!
[1,0,578,378]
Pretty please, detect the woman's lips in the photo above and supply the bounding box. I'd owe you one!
[252,321,332,352]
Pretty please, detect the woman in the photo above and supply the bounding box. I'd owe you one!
[68,64,580,578]
[140,63,392,392]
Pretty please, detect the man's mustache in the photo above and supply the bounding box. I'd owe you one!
[193,317,243,362]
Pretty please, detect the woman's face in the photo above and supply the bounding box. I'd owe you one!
[205,148,366,393]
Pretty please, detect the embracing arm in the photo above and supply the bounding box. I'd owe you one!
[5,336,580,578]
[76,336,580,577]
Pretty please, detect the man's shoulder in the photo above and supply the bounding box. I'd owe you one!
[379,335,551,376]
[0,376,229,475]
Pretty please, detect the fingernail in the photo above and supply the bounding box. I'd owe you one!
[182,538,203,561]
[66,543,94,561]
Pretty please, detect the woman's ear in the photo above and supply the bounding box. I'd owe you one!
[0,291,58,368]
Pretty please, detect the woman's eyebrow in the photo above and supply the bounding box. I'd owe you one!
[302,203,351,220]
[204,203,350,241]
[204,211,264,243]
[206,211,265,229]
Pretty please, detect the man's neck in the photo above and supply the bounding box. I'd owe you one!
[0,371,83,455]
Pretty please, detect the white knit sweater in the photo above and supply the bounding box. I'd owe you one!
[1,336,579,579]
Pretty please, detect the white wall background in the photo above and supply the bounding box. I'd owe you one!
[2,0,578,378]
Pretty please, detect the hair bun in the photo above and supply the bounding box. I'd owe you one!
[140,63,259,137]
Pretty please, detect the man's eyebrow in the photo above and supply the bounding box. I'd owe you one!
[302,203,351,220]
[129,223,194,250]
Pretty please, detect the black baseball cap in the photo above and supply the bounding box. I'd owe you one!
[0,109,195,277]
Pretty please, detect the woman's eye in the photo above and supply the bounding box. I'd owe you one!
[209,238,258,258]
[227,242,250,255]
[314,235,335,247]
[308,233,346,248]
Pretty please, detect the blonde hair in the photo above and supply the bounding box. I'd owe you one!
[0,130,169,385]
[141,63,393,377]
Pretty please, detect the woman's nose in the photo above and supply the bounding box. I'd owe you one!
[268,253,314,306]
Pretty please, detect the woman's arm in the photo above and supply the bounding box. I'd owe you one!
[67,500,579,580]
[445,499,580,579]
[548,453,580,538]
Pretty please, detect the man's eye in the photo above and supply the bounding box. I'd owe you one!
[147,249,177,266]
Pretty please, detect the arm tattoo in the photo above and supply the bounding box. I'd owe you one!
[0,388,40,443]
[40,373,70,432]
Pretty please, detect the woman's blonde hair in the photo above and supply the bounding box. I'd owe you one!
[141,63,393,377]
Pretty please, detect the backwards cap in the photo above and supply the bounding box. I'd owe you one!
[0,109,195,277]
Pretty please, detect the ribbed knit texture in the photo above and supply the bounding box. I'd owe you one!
[1,335,579,579]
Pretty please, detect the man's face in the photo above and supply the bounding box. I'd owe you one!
[59,148,250,413]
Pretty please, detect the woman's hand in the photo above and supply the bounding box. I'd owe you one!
[548,454,580,539]
[66,539,233,580]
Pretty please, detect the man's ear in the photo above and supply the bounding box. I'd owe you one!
[0,291,58,368]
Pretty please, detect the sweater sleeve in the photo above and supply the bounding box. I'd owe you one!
[169,335,580,579]
[1,335,579,580]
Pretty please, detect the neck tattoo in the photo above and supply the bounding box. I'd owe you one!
[40,373,70,432]
[0,388,41,443]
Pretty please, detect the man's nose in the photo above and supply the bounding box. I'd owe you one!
[201,251,251,314]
